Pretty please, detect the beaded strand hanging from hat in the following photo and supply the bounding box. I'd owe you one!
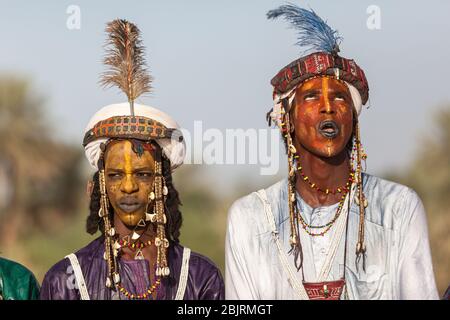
[94,19,171,296]
[266,4,370,276]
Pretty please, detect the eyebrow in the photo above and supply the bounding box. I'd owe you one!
[134,167,154,172]
[301,89,321,95]
[106,167,154,172]
[301,87,349,95]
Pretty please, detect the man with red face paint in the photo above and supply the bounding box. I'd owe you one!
[225,5,438,300]
[40,19,224,300]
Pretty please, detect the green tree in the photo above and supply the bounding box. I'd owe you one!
[0,75,84,247]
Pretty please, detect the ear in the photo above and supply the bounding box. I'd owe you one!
[287,111,295,133]
[86,180,94,198]
[289,119,295,133]
[288,96,297,132]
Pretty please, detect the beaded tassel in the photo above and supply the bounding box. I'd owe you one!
[282,100,303,271]
[354,121,367,272]
[98,145,118,288]
[153,152,170,277]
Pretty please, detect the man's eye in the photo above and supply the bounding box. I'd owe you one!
[334,94,345,101]
[304,93,318,101]
[108,173,122,178]
[137,172,152,177]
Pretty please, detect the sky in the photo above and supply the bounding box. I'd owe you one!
[1,0,449,188]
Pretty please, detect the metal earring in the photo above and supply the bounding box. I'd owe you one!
[137,219,146,228]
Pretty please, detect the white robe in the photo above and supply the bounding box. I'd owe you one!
[225,174,439,300]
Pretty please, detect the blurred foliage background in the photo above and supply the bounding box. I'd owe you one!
[0,75,448,298]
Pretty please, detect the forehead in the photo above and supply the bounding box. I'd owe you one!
[297,76,349,93]
[104,140,155,168]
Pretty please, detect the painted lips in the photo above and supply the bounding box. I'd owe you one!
[118,198,142,213]
[318,120,339,139]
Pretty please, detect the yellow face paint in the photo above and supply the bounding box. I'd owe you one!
[123,142,133,176]
[322,77,331,113]
[104,140,156,228]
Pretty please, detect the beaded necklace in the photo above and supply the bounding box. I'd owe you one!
[300,182,354,300]
[114,234,161,299]
[297,164,354,195]
[118,238,152,250]
[295,161,354,236]
[116,275,161,300]
[295,189,348,236]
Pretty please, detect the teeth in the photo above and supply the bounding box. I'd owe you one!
[322,125,335,131]
[319,121,338,137]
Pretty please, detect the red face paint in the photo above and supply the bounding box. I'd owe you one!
[292,77,354,158]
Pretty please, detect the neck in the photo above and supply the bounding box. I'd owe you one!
[112,213,159,291]
[294,143,350,208]
[112,214,158,263]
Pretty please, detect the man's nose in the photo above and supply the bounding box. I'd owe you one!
[319,95,335,115]
[121,174,138,194]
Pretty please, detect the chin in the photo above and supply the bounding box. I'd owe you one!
[324,146,339,158]
[119,212,145,228]
[307,143,345,158]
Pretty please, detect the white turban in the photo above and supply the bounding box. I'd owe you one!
[84,102,185,170]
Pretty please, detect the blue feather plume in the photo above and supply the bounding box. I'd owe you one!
[267,3,342,55]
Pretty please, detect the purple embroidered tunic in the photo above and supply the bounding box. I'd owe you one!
[40,237,224,300]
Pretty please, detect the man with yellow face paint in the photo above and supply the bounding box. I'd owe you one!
[40,19,224,300]
[225,5,438,300]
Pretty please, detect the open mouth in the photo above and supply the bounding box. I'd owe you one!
[318,120,339,139]
[118,199,142,213]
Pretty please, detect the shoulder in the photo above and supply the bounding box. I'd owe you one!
[44,237,102,275]
[187,248,224,299]
[229,179,286,212]
[40,255,73,296]
[41,258,71,285]
[364,173,422,207]
[72,236,104,265]
[363,173,413,199]
[0,257,39,300]
[40,238,102,292]
[227,179,287,234]
[0,257,36,280]
[171,243,222,277]
[171,244,224,299]
[189,251,222,277]
[362,173,424,227]
[0,258,39,300]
